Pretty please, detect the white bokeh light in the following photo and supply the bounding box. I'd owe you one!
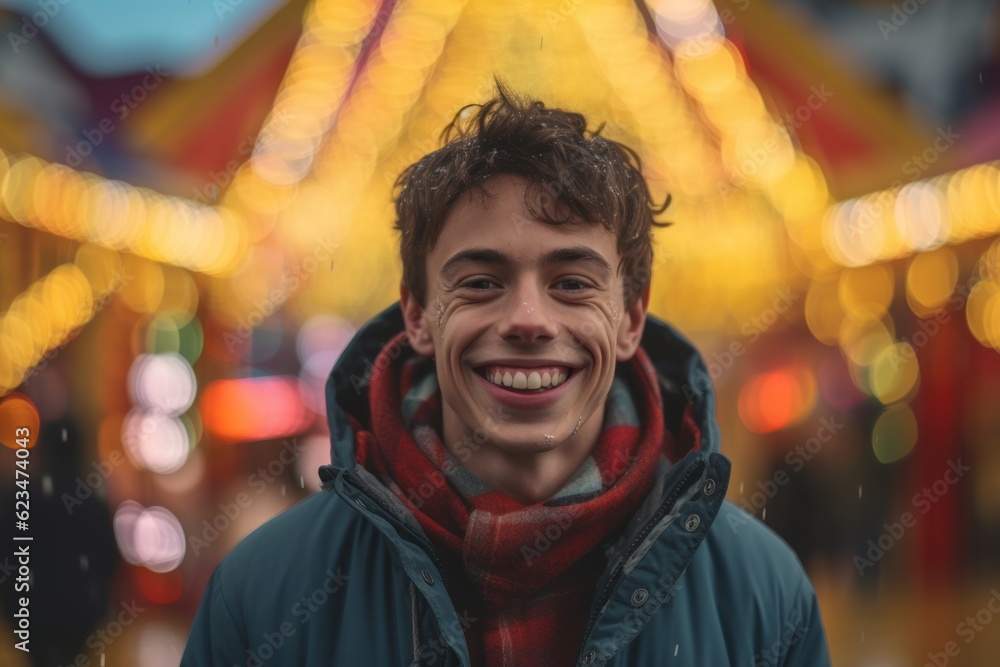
[122,408,191,474]
[113,501,186,573]
[128,352,197,416]
[650,0,724,51]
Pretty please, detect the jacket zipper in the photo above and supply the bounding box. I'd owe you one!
[580,459,705,647]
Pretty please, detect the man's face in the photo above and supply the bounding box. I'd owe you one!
[400,173,648,456]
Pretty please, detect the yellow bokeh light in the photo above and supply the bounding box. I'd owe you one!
[905,247,959,318]
[1,157,42,223]
[872,403,918,464]
[15,291,52,358]
[894,181,949,252]
[825,197,887,267]
[44,264,94,338]
[159,266,200,327]
[674,38,745,99]
[965,279,999,345]
[74,243,123,296]
[840,317,894,368]
[985,289,1000,351]
[840,263,895,322]
[0,148,8,202]
[118,255,165,314]
[826,160,1000,268]
[805,279,844,346]
[769,154,829,221]
[870,342,920,405]
[1,310,36,370]
[0,261,104,391]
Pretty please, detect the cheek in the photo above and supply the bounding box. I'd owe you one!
[431,295,465,347]
[438,312,485,364]
[567,308,617,360]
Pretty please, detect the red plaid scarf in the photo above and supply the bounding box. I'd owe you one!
[355,331,700,666]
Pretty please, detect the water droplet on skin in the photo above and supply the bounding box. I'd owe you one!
[435,296,445,331]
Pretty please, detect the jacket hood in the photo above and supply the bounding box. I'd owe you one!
[319,301,721,486]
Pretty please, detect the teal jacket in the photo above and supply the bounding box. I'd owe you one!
[181,302,832,666]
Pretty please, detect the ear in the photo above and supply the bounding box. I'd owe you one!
[399,281,436,357]
[616,281,650,361]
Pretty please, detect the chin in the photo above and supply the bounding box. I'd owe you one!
[489,426,569,453]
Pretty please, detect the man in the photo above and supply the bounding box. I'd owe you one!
[181,81,832,666]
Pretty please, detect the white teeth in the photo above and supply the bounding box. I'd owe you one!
[484,367,572,391]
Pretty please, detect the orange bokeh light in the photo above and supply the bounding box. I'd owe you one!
[0,392,40,449]
[200,376,314,443]
[738,366,817,434]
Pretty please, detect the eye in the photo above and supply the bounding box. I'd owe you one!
[459,278,498,291]
[555,278,592,292]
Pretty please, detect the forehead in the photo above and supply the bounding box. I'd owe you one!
[430,174,619,269]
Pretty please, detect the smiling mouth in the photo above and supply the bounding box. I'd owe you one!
[474,366,578,393]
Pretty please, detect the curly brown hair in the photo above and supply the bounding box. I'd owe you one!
[391,76,671,311]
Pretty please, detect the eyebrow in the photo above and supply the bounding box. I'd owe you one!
[440,246,614,281]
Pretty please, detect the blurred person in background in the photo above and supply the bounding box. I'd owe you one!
[181,79,832,667]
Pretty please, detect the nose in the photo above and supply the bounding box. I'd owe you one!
[496,281,559,343]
